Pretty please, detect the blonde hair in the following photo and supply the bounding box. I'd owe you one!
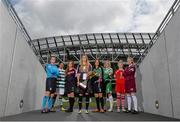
[79,54,90,72]
[118,60,124,69]
[80,54,89,66]
[127,57,134,64]
[104,60,111,68]
[118,60,123,64]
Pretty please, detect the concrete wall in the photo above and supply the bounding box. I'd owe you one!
[0,1,46,117]
[138,5,180,119]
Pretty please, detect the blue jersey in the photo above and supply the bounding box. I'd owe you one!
[45,64,59,78]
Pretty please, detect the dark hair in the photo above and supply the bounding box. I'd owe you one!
[65,60,74,75]
[94,58,101,68]
[59,62,64,65]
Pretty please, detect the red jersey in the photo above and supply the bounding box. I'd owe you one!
[114,69,125,93]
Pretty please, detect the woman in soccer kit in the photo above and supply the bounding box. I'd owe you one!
[103,60,114,112]
[41,56,138,114]
[114,60,126,112]
[65,60,76,112]
[51,62,66,111]
[41,56,60,113]
[76,54,92,114]
[123,57,138,114]
[91,59,105,113]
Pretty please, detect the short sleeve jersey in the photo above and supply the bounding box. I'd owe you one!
[93,67,103,78]
[77,64,92,82]
[103,67,113,80]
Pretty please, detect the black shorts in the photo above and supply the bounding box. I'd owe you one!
[77,80,92,95]
[102,80,109,94]
[78,87,88,95]
[65,82,76,94]
[90,76,103,93]
[93,82,103,93]
[46,78,57,93]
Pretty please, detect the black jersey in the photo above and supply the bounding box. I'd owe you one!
[77,64,92,82]
[65,68,76,93]
[66,68,76,82]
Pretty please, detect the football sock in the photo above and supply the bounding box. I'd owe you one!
[132,95,138,111]
[48,97,53,110]
[100,97,104,109]
[127,95,132,111]
[42,96,49,109]
[86,95,90,110]
[95,97,100,110]
[78,96,83,110]
[116,94,120,108]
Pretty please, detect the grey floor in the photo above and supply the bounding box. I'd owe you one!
[1,109,179,121]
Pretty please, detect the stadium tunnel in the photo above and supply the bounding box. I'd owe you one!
[0,0,180,120]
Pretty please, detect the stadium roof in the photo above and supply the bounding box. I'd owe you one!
[31,33,154,64]
[3,0,180,64]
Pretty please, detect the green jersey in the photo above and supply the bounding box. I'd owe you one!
[103,67,113,80]
[93,67,103,77]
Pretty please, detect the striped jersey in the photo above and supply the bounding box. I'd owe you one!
[56,68,66,89]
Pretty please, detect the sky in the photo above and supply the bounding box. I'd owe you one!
[10,0,175,39]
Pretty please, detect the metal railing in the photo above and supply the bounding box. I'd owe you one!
[137,0,180,65]
[2,0,46,64]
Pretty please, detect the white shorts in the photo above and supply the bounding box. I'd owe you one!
[56,88,65,95]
